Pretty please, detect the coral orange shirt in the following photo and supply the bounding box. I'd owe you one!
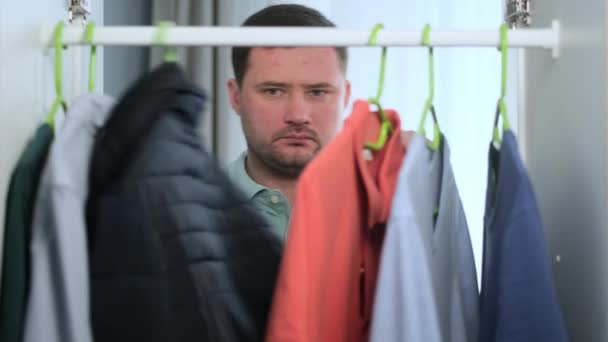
[265,100,406,342]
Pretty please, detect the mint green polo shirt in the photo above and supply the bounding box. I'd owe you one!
[226,153,291,241]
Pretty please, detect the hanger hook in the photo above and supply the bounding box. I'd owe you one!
[46,21,68,129]
[86,21,97,92]
[422,24,434,104]
[156,21,178,62]
[365,23,393,151]
[422,24,431,46]
[54,21,65,100]
[500,23,508,101]
[493,23,512,146]
[368,23,387,102]
[418,24,441,151]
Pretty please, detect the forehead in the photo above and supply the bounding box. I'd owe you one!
[245,47,344,82]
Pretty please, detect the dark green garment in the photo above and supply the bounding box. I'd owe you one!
[0,124,53,342]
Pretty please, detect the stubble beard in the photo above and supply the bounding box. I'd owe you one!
[250,141,321,178]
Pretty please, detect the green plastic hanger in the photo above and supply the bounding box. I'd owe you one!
[45,21,68,129]
[86,21,97,92]
[416,25,442,220]
[365,23,393,151]
[156,21,178,62]
[493,24,512,147]
[417,24,441,151]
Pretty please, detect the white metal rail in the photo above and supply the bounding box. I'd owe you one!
[41,20,560,58]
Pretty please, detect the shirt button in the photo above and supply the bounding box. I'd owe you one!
[270,195,280,204]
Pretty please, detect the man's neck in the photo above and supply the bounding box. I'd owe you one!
[245,152,298,205]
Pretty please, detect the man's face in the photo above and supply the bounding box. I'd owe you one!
[228,47,351,177]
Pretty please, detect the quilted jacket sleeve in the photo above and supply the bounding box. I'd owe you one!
[88,89,282,342]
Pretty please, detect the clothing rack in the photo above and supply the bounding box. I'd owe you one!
[41,21,561,58]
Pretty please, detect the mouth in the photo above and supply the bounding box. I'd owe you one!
[277,135,318,148]
[281,134,315,141]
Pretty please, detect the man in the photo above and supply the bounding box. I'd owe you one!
[226,4,351,240]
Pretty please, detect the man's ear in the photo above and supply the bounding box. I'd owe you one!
[343,80,352,107]
[227,78,241,116]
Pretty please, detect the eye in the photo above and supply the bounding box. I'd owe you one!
[263,88,284,96]
[309,89,328,97]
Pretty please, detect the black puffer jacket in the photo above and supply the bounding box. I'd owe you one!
[86,63,282,342]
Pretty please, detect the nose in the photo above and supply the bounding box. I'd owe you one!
[283,93,311,126]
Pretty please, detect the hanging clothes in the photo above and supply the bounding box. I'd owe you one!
[480,130,568,342]
[23,94,115,342]
[86,62,282,342]
[370,133,442,342]
[0,124,53,342]
[370,133,479,342]
[429,135,479,342]
[265,100,405,342]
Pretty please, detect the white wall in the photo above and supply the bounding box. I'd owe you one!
[0,0,104,259]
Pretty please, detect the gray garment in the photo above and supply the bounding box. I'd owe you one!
[430,135,479,342]
[370,134,442,342]
[23,94,115,342]
[371,134,479,342]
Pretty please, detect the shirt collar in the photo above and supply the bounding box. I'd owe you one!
[227,152,268,200]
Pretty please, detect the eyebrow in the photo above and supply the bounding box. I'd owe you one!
[303,82,335,89]
[254,81,337,89]
[255,81,290,88]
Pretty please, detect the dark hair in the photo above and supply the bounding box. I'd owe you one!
[231,4,348,85]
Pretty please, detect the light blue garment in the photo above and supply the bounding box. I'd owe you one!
[370,134,442,342]
[431,135,480,342]
[371,133,479,342]
[23,94,114,342]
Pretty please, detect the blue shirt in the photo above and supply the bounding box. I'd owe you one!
[480,130,568,341]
